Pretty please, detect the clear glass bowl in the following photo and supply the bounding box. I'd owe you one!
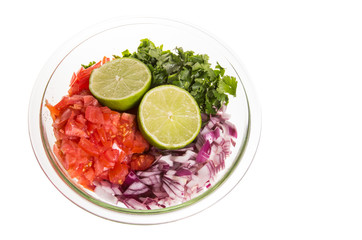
[28,17,261,224]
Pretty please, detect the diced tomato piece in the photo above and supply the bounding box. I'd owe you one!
[76,114,87,125]
[96,171,109,182]
[54,96,70,111]
[96,128,108,144]
[121,112,136,124]
[60,139,78,155]
[54,95,84,111]
[130,154,155,171]
[53,108,73,129]
[45,100,60,120]
[68,74,90,96]
[68,61,103,96]
[65,118,88,138]
[98,148,118,168]
[83,95,99,107]
[78,137,102,156]
[86,122,98,135]
[118,112,137,148]
[93,157,106,177]
[100,106,112,114]
[122,129,135,148]
[53,143,63,160]
[110,112,121,126]
[85,106,104,124]
[102,56,110,64]
[53,143,66,167]
[109,162,129,185]
[77,170,95,190]
[70,72,77,86]
[83,166,95,182]
[67,152,89,175]
[132,131,150,153]
[99,154,116,169]
[104,148,120,163]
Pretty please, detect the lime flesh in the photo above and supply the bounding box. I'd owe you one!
[89,57,151,111]
[138,85,202,150]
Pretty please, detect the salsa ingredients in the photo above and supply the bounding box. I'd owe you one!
[137,85,202,150]
[46,93,155,190]
[93,105,237,209]
[46,37,240,210]
[118,39,238,115]
[89,57,152,111]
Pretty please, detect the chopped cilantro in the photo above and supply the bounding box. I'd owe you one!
[81,61,96,69]
[121,39,238,114]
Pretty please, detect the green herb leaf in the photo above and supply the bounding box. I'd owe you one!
[217,76,237,97]
[81,61,96,69]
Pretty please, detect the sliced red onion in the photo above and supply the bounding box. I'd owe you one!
[225,121,238,139]
[123,181,150,197]
[99,180,115,195]
[139,174,162,186]
[137,166,162,178]
[157,155,174,168]
[111,184,122,195]
[94,183,118,205]
[121,198,148,210]
[196,140,211,163]
[163,176,185,199]
[204,127,222,143]
[141,197,166,209]
[175,167,192,177]
[121,171,139,191]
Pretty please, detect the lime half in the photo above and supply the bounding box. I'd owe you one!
[138,85,202,150]
[89,57,152,111]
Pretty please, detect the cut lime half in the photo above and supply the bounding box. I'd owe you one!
[138,85,202,150]
[89,57,152,111]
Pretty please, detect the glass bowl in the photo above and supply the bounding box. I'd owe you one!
[28,17,261,224]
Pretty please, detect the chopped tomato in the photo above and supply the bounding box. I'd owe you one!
[64,117,88,138]
[119,113,136,148]
[85,106,104,124]
[45,100,60,120]
[98,148,121,169]
[96,128,108,146]
[93,157,107,177]
[130,154,155,171]
[68,62,101,96]
[83,95,99,107]
[46,57,153,190]
[47,91,153,190]
[121,112,136,123]
[109,162,129,185]
[78,165,96,190]
[132,131,150,153]
[83,167,95,183]
[78,138,102,156]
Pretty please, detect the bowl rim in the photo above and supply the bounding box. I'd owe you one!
[28,16,262,224]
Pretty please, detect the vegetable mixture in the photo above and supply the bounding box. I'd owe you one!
[46,39,238,209]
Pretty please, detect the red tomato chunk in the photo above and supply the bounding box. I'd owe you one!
[46,93,155,190]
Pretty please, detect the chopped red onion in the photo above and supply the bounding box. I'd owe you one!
[94,183,118,205]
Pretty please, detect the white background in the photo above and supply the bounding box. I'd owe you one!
[1,0,362,239]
